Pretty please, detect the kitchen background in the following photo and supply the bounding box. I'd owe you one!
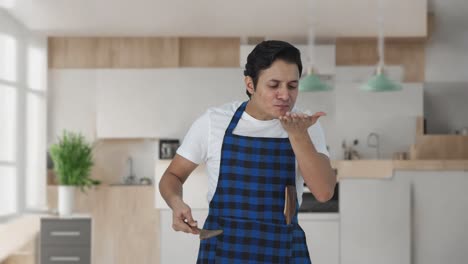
[1,0,468,264]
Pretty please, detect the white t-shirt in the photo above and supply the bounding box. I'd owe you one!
[176,101,330,206]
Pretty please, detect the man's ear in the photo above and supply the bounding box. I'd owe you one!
[244,76,255,96]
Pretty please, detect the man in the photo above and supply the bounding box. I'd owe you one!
[159,40,336,263]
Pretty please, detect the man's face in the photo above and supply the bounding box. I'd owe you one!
[245,59,300,120]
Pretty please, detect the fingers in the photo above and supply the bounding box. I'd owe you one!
[184,219,200,235]
[183,211,198,227]
[172,205,200,235]
[279,111,327,133]
[311,111,327,119]
[172,218,194,234]
[280,112,325,123]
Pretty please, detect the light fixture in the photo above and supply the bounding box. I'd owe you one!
[361,0,401,92]
[299,0,332,92]
[361,66,402,92]
[299,68,332,92]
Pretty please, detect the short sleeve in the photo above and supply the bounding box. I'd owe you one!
[308,120,330,157]
[176,111,210,164]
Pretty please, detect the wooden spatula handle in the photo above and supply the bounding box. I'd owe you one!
[284,185,297,225]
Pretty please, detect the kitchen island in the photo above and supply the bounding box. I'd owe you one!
[332,159,468,179]
[336,159,468,264]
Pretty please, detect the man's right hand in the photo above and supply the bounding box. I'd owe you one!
[171,199,200,235]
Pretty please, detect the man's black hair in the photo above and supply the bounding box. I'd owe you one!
[243,40,302,98]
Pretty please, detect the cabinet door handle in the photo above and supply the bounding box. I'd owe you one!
[50,256,80,262]
[50,231,80,236]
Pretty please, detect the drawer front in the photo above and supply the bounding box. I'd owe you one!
[41,246,90,264]
[41,219,91,246]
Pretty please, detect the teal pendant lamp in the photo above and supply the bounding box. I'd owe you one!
[361,66,402,92]
[299,68,332,92]
[360,0,402,92]
[299,0,332,92]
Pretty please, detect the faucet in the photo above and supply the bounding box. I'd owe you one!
[124,156,136,184]
[367,132,380,159]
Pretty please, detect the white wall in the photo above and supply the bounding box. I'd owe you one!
[426,0,468,82]
[423,82,468,134]
[423,1,468,134]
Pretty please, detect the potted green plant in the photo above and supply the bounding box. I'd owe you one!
[49,130,100,216]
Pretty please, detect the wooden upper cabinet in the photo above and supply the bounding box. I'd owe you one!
[48,37,99,68]
[335,38,425,82]
[48,37,240,68]
[104,37,179,68]
[179,37,240,67]
[49,37,180,68]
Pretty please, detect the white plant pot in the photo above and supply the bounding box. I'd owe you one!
[58,186,75,216]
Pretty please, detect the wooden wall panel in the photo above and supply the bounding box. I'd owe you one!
[103,37,179,68]
[409,116,468,160]
[179,37,240,67]
[48,37,100,68]
[336,38,425,82]
[411,135,468,160]
[48,37,179,68]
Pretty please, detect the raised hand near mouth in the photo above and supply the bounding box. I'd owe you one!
[279,111,326,135]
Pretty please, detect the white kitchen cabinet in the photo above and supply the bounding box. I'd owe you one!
[160,209,208,264]
[340,177,410,264]
[96,71,157,138]
[299,213,340,264]
[96,68,244,139]
[396,170,468,264]
[49,70,98,142]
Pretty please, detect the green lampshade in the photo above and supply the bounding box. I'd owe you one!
[360,73,402,92]
[299,72,332,92]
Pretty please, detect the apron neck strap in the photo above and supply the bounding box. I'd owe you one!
[225,101,248,135]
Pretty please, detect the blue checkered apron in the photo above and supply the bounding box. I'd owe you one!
[196,101,312,264]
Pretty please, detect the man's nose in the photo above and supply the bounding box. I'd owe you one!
[277,86,290,100]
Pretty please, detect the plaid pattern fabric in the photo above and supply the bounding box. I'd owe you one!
[197,101,311,264]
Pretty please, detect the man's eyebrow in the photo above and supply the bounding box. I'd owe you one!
[268,79,298,83]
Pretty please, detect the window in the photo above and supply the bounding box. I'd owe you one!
[0,18,47,219]
[25,92,47,209]
[0,84,16,163]
[0,33,16,82]
[0,33,18,218]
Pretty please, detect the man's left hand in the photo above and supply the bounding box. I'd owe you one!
[279,111,326,135]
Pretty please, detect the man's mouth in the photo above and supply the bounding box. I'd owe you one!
[275,105,289,109]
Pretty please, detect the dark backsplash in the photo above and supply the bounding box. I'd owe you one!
[299,182,339,213]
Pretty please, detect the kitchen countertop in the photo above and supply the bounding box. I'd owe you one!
[332,159,468,179]
[0,214,42,262]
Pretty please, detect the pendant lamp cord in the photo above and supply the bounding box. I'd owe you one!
[377,0,385,69]
[307,0,316,70]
